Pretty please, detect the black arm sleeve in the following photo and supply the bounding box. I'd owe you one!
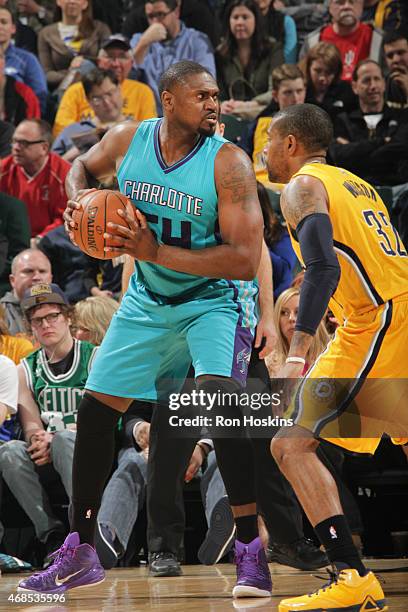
[295,213,341,336]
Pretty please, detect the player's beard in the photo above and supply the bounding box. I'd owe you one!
[267,160,287,183]
[267,142,289,183]
[198,124,217,137]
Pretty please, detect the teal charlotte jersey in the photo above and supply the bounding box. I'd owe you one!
[117,118,257,326]
[86,119,258,400]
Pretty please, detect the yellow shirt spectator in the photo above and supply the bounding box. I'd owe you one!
[252,117,285,193]
[53,79,157,137]
[252,64,306,186]
[253,116,271,184]
[0,335,34,364]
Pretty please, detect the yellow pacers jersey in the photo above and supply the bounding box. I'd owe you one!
[287,163,408,321]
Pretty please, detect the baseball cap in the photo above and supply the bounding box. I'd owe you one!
[21,283,69,313]
[101,34,131,51]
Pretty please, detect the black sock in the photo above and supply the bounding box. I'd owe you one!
[315,515,367,576]
[235,515,258,543]
[71,393,122,546]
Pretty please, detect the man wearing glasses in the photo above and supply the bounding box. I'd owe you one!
[131,0,216,111]
[0,283,98,568]
[300,0,384,82]
[53,34,157,138]
[0,119,71,241]
[52,68,130,162]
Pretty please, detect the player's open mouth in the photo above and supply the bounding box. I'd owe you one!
[205,116,217,124]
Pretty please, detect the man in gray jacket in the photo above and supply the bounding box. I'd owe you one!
[0,249,52,334]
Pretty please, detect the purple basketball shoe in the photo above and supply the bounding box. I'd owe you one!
[233,537,272,598]
[18,533,105,594]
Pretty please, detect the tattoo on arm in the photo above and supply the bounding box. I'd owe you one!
[283,177,328,229]
[83,163,101,189]
[219,152,256,212]
[289,331,313,359]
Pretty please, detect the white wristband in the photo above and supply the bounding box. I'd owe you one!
[286,356,306,365]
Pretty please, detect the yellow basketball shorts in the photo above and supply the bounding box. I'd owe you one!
[288,296,408,454]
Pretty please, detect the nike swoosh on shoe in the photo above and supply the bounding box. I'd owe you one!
[55,568,87,586]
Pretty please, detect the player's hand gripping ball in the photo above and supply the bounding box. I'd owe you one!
[72,190,135,260]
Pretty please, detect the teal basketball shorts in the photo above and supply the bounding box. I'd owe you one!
[86,280,256,401]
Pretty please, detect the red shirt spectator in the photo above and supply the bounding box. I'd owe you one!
[321,22,372,81]
[0,119,70,238]
[300,0,384,82]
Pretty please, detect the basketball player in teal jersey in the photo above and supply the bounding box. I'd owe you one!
[18,61,271,598]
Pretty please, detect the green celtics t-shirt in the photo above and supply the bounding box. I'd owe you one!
[21,339,97,431]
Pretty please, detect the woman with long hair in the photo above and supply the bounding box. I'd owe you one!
[255,0,297,63]
[217,0,284,118]
[266,286,330,376]
[73,296,118,346]
[38,0,110,91]
[300,42,356,120]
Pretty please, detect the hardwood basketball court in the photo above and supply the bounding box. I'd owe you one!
[1,559,407,611]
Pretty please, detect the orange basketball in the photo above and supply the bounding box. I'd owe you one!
[72,190,135,260]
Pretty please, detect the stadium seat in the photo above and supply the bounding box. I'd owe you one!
[220,114,250,145]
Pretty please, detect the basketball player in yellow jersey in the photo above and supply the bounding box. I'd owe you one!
[264,103,408,612]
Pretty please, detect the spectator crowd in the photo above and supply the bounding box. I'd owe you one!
[0,0,407,574]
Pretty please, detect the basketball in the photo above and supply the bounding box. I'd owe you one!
[72,190,135,260]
